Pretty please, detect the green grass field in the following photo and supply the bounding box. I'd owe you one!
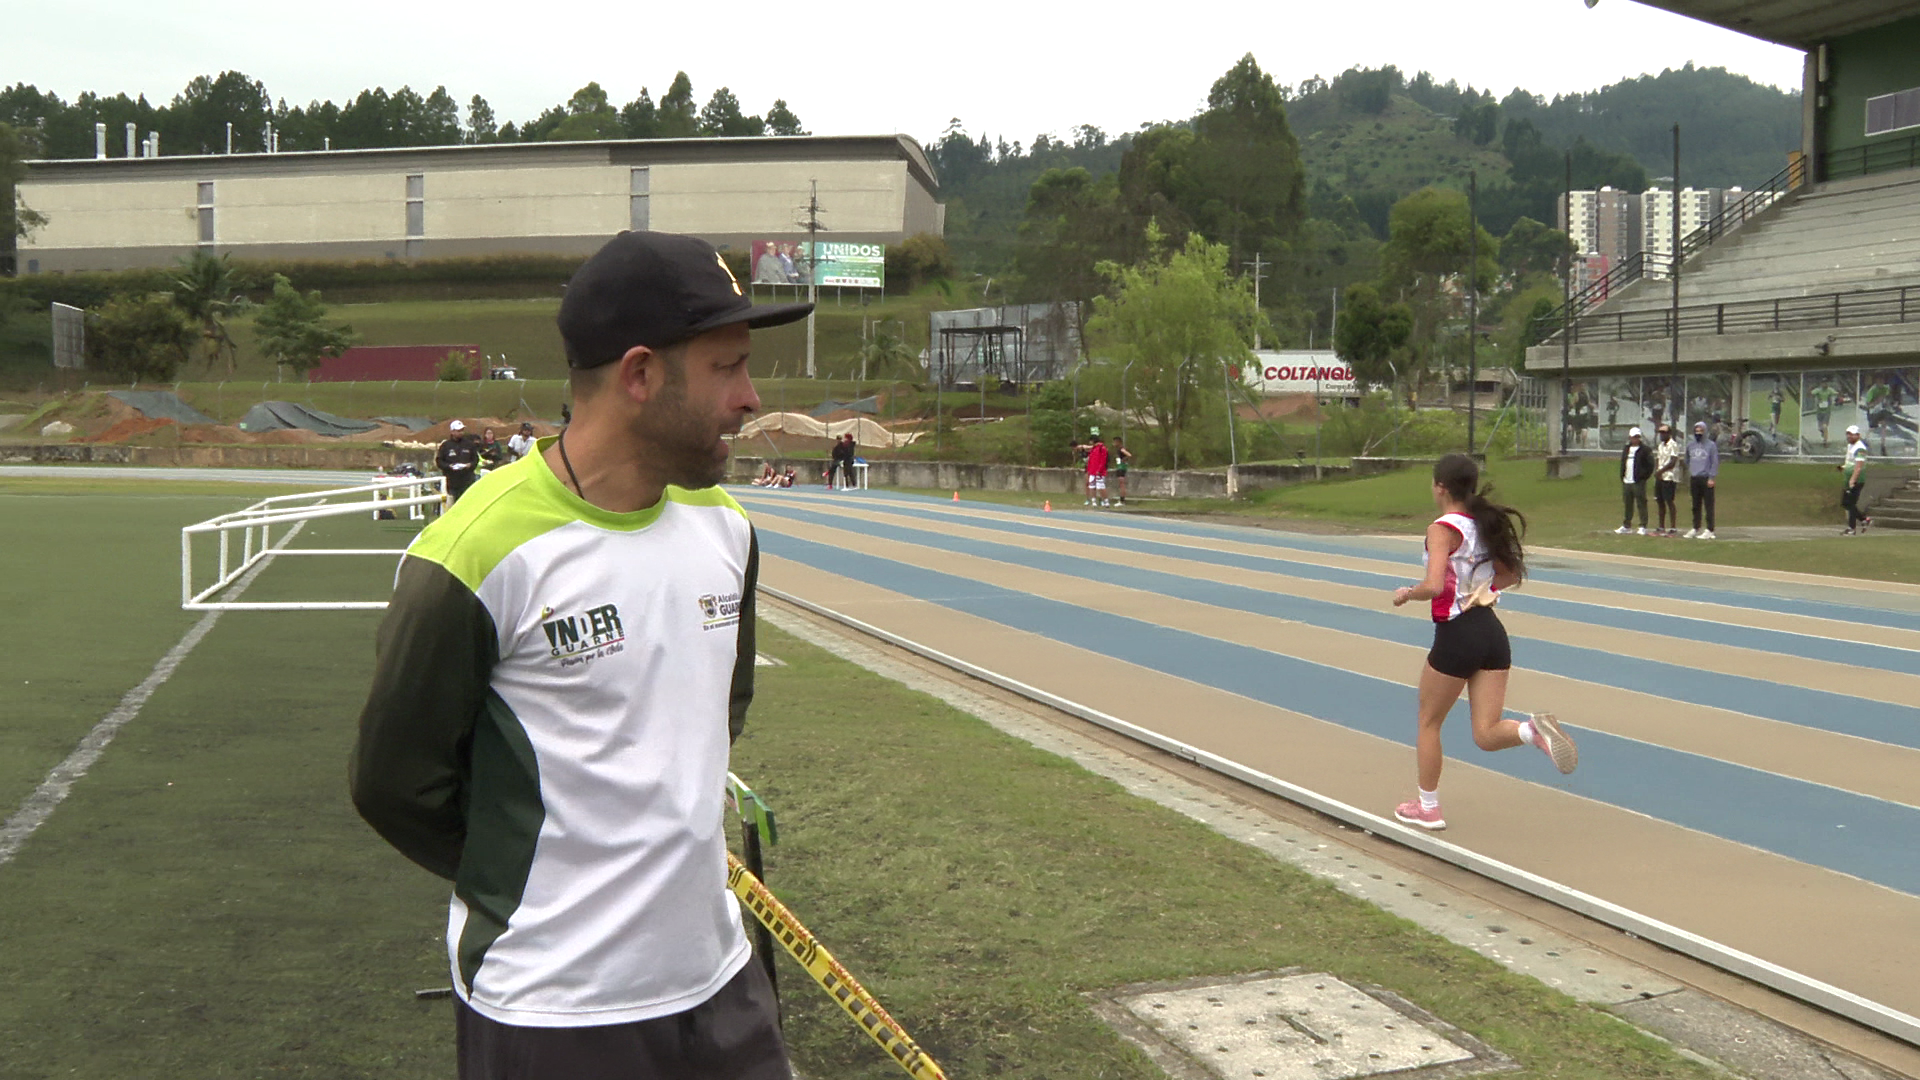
[913,458,1920,583]
[0,474,1723,1078]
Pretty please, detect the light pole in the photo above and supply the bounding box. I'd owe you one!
[1467,169,1478,455]
[1120,360,1135,455]
[1173,358,1194,472]
[1560,150,1572,453]
[1224,360,1238,466]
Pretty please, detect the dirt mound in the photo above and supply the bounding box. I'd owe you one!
[180,424,252,444]
[84,416,176,443]
[413,417,548,442]
[253,428,326,444]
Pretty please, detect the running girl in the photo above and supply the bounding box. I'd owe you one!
[1390,454,1577,830]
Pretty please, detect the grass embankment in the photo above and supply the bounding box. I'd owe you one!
[2,290,956,391]
[909,458,1920,583]
[0,478,1715,1078]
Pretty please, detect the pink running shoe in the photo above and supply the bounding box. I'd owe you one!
[1394,799,1446,831]
[1529,713,1579,774]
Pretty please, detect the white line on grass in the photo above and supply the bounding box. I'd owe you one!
[0,521,308,869]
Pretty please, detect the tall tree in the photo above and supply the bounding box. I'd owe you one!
[467,94,498,143]
[1334,282,1413,387]
[1378,186,1499,387]
[1138,55,1308,267]
[253,275,355,378]
[699,88,765,137]
[169,252,243,374]
[763,100,805,136]
[548,82,622,140]
[621,90,658,138]
[657,73,698,137]
[165,71,271,154]
[2,122,49,252]
[1084,228,1263,466]
[1011,166,1132,321]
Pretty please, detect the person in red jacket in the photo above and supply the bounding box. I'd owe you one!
[1076,429,1112,507]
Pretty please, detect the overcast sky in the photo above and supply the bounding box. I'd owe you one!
[11,0,1802,144]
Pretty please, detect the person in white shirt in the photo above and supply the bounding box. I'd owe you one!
[353,231,812,1080]
[504,422,537,463]
[1841,424,1873,534]
[1652,424,1681,536]
[1389,454,1577,831]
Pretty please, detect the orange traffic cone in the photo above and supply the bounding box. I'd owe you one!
[1043,500,1052,512]
[952,491,959,502]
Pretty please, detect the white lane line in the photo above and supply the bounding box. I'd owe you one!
[0,521,307,869]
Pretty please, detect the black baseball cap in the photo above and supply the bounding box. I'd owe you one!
[558,231,813,369]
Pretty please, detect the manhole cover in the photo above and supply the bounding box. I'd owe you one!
[1090,972,1512,1080]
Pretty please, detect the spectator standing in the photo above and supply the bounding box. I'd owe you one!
[505,422,537,463]
[435,420,481,503]
[1111,441,1134,505]
[1841,424,1873,534]
[1616,427,1651,535]
[1080,430,1111,506]
[839,433,858,490]
[1653,424,1681,535]
[351,230,807,1080]
[1685,420,1718,539]
[477,427,505,470]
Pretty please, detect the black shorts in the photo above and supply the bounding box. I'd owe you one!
[455,959,790,1080]
[1426,606,1511,679]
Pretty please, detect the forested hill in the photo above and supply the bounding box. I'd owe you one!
[932,63,1800,257]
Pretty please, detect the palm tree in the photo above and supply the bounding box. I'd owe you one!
[170,252,243,375]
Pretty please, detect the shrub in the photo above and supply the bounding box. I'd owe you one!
[85,293,196,382]
[436,351,474,381]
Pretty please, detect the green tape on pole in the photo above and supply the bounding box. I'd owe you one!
[727,771,779,846]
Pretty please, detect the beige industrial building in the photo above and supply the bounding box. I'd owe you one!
[15,134,943,273]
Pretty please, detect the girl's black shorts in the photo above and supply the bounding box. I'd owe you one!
[1427,606,1511,679]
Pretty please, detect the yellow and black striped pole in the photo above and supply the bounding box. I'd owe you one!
[725,852,949,1080]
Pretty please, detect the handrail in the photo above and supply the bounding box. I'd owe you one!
[1539,282,1916,346]
[1822,132,1920,182]
[1532,156,1809,347]
[1677,155,1804,260]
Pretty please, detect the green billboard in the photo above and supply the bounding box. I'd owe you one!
[811,241,886,289]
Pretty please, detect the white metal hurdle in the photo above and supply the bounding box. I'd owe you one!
[180,475,444,612]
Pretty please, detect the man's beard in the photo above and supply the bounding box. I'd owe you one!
[640,379,729,490]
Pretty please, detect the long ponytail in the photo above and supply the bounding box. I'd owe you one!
[1432,453,1527,580]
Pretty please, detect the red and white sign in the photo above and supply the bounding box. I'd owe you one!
[1245,350,1357,396]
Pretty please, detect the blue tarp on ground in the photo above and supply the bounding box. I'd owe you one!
[110,390,216,426]
[237,401,381,437]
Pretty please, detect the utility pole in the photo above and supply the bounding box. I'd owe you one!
[1242,252,1271,350]
[1670,125,1682,399]
[798,179,822,378]
[1467,170,1478,455]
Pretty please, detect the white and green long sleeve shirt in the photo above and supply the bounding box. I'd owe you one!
[351,438,758,1028]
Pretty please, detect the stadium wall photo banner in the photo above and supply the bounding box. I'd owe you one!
[748,241,886,289]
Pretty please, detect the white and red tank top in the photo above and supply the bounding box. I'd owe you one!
[1425,511,1495,623]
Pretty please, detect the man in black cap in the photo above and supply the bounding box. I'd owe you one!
[351,231,810,1080]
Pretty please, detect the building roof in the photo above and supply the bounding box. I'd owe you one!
[1629,0,1920,47]
[24,133,940,193]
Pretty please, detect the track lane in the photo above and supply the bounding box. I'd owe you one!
[740,489,1920,1028]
